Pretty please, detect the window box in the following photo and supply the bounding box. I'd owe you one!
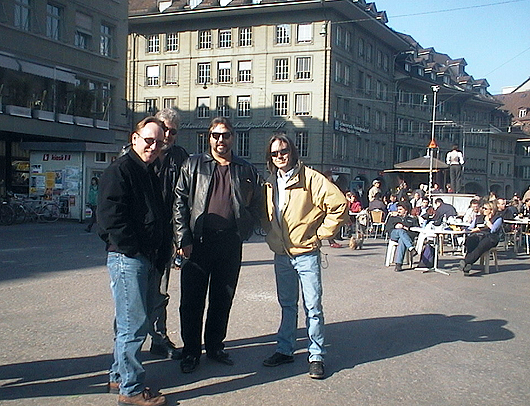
[5,105,32,118]
[94,119,109,129]
[33,110,55,121]
[57,113,74,124]
[74,116,94,127]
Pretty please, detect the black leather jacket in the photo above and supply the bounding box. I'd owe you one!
[97,149,170,261]
[173,152,262,248]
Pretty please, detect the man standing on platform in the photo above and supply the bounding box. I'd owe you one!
[446,145,464,193]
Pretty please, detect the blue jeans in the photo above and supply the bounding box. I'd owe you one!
[274,252,325,362]
[107,252,152,396]
[390,228,414,264]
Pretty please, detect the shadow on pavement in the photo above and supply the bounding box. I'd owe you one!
[0,314,513,402]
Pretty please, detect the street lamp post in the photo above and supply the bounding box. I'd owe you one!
[428,85,440,198]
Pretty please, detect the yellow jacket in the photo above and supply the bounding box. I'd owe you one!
[263,163,348,256]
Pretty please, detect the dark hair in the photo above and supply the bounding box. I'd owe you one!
[396,202,410,212]
[434,198,444,205]
[91,177,98,184]
[208,116,233,134]
[266,134,299,173]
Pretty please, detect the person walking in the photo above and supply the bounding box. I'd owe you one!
[173,117,262,373]
[261,135,347,379]
[84,177,98,232]
[97,117,168,406]
[147,108,189,361]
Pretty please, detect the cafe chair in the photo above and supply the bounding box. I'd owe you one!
[479,247,499,274]
[369,210,385,239]
[384,240,413,267]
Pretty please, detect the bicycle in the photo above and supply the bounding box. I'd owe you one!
[0,200,15,225]
[21,198,60,223]
[6,192,27,224]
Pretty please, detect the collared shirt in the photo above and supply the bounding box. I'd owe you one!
[275,167,295,221]
[446,150,464,165]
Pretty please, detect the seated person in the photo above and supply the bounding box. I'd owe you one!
[346,191,363,236]
[462,199,480,224]
[459,202,503,276]
[522,199,530,218]
[387,194,399,214]
[384,203,419,272]
[368,192,388,217]
[431,197,457,226]
[417,197,434,226]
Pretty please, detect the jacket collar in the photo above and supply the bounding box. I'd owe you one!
[204,150,246,166]
[127,148,150,171]
[266,161,303,186]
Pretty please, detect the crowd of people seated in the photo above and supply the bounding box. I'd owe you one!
[337,178,530,275]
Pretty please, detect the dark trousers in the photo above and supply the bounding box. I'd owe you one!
[464,233,499,265]
[180,230,242,358]
[147,262,171,345]
[449,164,462,193]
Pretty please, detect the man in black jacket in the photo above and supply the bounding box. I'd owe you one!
[173,117,262,373]
[432,197,457,226]
[147,108,189,361]
[97,117,168,406]
[385,203,419,272]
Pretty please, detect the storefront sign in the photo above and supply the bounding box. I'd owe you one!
[334,120,369,135]
[43,154,72,161]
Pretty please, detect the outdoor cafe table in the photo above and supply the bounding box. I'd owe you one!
[411,226,468,276]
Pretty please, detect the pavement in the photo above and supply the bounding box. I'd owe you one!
[0,222,529,406]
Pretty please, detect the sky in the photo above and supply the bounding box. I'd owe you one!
[378,0,530,94]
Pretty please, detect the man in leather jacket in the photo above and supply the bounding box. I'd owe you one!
[173,117,262,373]
[147,108,189,361]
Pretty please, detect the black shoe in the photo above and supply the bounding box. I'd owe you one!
[180,355,200,373]
[207,349,234,366]
[459,260,471,276]
[394,263,403,272]
[263,352,294,367]
[150,341,183,360]
[308,361,325,379]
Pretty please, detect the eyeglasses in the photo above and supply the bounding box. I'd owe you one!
[134,132,164,148]
[165,127,178,136]
[271,148,290,158]
[210,131,232,140]
[481,207,491,210]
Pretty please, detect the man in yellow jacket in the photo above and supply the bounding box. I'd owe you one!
[262,135,347,379]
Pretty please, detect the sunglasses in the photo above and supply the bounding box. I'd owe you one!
[165,128,178,136]
[481,207,491,210]
[271,148,290,158]
[210,131,232,140]
[135,132,164,148]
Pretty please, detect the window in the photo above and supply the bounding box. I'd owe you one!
[344,65,350,86]
[295,131,309,157]
[238,61,252,82]
[14,0,31,31]
[334,25,342,47]
[237,131,250,157]
[344,31,352,51]
[218,61,231,83]
[335,60,343,83]
[274,94,288,116]
[197,62,211,85]
[146,65,159,86]
[297,23,312,43]
[197,132,208,153]
[519,108,528,118]
[358,38,364,57]
[197,97,210,118]
[145,98,157,114]
[274,58,289,80]
[216,96,230,117]
[100,24,112,56]
[295,57,311,80]
[218,29,232,48]
[166,33,178,52]
[366,43,373,63]
[46,4,61,40]
[147,35,160,53]
[237,96,251,117]
[165,64,178,85]
[198,30,212,49]
[275,24,290,44]
[74,12,92,50]
[333,133,347,160]
[365,75,372,94]
[163,98,177,109]
[295,93,310,116]
[239,27,252,46]
[95,152,107,163]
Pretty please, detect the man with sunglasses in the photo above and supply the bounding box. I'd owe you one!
[261,135,347,379]
[173,117,262,373]
[98,117,168,405]
[146,108,189,361]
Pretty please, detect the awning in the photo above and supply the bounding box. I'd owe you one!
[384,156,449,173]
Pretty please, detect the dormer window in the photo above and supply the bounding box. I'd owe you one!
[519,108,528,118]
[417,67,424,76]
[404,63,411,72]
